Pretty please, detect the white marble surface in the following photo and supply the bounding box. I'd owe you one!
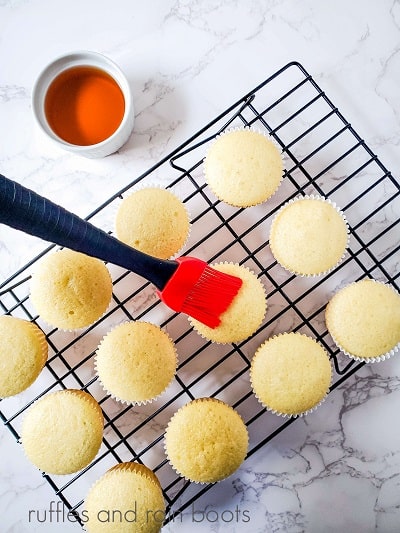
[1,1,400,532]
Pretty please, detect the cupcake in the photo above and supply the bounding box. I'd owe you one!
[0,316,48,398]
[250,332,332,417]
[189,262,267,344]
[30,249,113,330]
[204,127,283,207]
[164,398,248,483]
[95,321,177,404]
[115,187,190,259]
[269,195,349,276]
[325,279,400,362]
[21,389,103,474]
[85,462,165,533]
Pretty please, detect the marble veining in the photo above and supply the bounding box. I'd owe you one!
[1,1,400,532]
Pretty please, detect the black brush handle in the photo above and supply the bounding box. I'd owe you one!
[0,174,177,290]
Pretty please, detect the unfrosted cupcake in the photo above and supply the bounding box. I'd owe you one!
[269,195,349,276]
[21,389,103,474]
[204,127,283,207]
[115,187,190,259]
[85,462,165,533]
[95,321,177,404]
[0,316,48,398]
[250,332,332,417]
[164,398,248,483]
[325,279,400,362]
[30,249,113,330]
[189,262,267,344]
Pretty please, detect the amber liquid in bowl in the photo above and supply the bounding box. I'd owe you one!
[44,66,125,146]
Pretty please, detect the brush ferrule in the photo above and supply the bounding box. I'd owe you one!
[157,256,207,312]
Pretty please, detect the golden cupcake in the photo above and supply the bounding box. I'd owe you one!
[30,249,113,330]
[164,398,248,483]
[21,389,103,474]
[0,316,48,398]
[85,462,165,533]
[250,332,332,417]
[325,279,400,362]
[204,127,283,207]
[269,196,349,276]
[115,187,190,259]
[95,321,177,404]
[189,262,266,344]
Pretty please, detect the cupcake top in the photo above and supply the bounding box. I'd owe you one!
[115,187,190,259]
[0,316,48,398]
[164,398,248,483]
[204,128,283,207]
[30,249,113,330]
[189,262,267,344]
[250,332,332,416]
[269,196,349,276]
[325,279,400,361]
[21,389,103,475]
[85,462,165,533]
[95,321,177,404]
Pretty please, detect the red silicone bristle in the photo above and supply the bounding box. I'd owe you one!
[180,265,243,328]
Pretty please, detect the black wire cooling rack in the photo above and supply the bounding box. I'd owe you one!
[1,61,399,527]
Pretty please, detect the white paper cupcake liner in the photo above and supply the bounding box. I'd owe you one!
[83,462,164,532]
[269,194,350,278]
[249,332,333,418]
[203,125,285,207]
[30,250,114,333]
[326,279,400,364]
[20,389,104,475]
[163,397,248,485]
[113,182,192,260]
[94,320,178,406]
[163,398,209,485]
[163,430,206,485]
[212,124,283,151]
[328,330,400,364]
[0,318,49,398]
[187,261,268,345]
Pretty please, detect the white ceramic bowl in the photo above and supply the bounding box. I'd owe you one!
[32,51,135,158]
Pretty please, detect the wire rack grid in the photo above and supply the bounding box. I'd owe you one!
[0,61,399,527]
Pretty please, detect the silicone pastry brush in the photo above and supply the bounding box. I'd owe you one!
[0,175,242,328]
